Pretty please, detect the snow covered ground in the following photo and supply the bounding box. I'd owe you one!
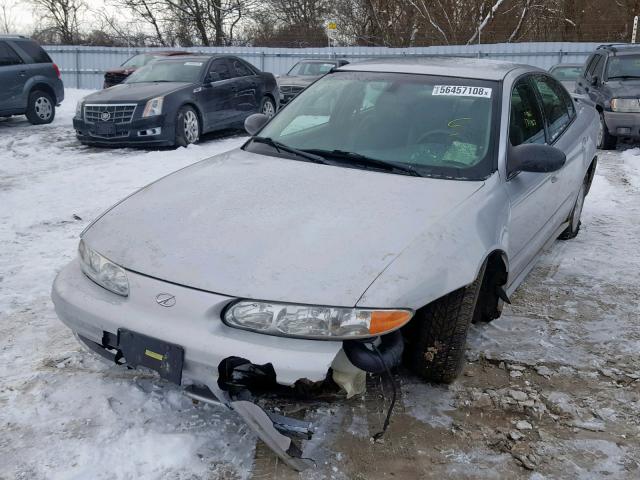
[1,89,639,479]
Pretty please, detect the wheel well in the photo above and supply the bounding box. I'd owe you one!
[30,83,56,101]
[181,103,203,132]
[595,104,603,113]
[485,250,508,287]
[264,93,275,106]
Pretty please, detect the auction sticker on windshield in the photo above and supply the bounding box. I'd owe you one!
[184,62,203,66]
[433,85,492,98]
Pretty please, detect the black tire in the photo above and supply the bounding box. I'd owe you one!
[260,96,276,118]
[559,181,586,240]
[175,105,199,147]
[25,90,55,125]
[403,262,486,383]
[597,111,617,150]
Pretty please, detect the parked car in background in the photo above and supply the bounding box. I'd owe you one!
[103,50,191,88]
[0,35,63,124]
[54,57,598,470]
[277,58,349,104]
[549,63,582,91]
[576,43,640,149]
[74,55,278,147]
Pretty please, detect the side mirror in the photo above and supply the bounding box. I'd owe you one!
[590,75,599,86]
[244,113,270,136]
[508,143,566,177]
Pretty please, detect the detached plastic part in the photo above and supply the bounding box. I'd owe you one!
[331,349,366,398]
[184,384,314,472]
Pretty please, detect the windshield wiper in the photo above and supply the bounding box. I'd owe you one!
[302,149,421,177]
[249,137,328,164]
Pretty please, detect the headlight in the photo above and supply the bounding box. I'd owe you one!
[142,96,164,117]
[78,239,129,296]
[610,98,640,113]
[223,301,413,340]
[76,101,83,118]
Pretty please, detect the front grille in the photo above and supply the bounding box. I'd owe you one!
[84,104,137,124]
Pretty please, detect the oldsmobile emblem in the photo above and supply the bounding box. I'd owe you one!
[155,293,176,307]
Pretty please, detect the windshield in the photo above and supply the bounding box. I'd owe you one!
[550,66,581,81]
[122,53,158,69]
[124,60,205,83]
[287,61,336,76]
[606,55,640,79]
[251,71,497,180]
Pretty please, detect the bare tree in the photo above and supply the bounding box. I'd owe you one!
[30,0,85,43]
[0,0,18,34]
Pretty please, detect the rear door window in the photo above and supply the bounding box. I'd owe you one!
[509,78,546,146]
[0,41,23,66]
[532,75,572,142]
[13,40,51,63]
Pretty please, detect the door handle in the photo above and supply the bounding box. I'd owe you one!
[18,70,27,77]
[551,175,559,183]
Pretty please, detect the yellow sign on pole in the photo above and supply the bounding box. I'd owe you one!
[327,22,337,30]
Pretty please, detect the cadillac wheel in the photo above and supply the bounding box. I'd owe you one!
[261,97,276,117]
[176,106,199,147]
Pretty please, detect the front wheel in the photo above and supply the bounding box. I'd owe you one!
[559,182,586,240]
[403,262,486,383]
[597,111,617,150]
[175,106,199,147]
[26,90,55,125]
[260,96,276,118]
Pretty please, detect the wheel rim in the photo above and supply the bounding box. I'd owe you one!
[572,184,585,231]
[262,100,275,118]
[35,96,52,120]
[597,115,605,148]
[183,110,199,144]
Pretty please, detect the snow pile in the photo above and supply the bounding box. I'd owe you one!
[0,89,251,479]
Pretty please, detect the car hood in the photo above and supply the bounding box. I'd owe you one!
[83,149,484,307]
[603,79,640,97]
[84,82,191,102]
[277,75,318,87]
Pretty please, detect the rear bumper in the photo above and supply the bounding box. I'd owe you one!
[73,115,175,147]
[603,110,640,138]
[51,259,342,386]
[54,79,64,105]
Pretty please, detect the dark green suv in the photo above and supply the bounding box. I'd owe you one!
[0,35,64,124]
[576,43,640,150]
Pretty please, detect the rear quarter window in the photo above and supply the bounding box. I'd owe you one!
[0,41,23,66]
[14,40,52,63]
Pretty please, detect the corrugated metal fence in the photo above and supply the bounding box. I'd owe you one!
[43,42,602,90]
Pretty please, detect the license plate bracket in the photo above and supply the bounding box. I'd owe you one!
[94,122,116,135]
[118,329,184,385]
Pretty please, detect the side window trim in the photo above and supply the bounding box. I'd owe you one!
[530,74,575,145]
[507,73,547,179]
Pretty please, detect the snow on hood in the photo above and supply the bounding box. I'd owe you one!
[83,149,483,306]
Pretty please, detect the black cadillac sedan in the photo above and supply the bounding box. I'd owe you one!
[74,55,279,147]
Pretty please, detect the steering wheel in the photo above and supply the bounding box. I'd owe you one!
[417,128,472,145]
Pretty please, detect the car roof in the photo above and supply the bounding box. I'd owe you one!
[297,58,346,63]
[0,34,30,40]
[550,63,582,68]
[149,50,192,56]
[597,43,640,55]
[153,54,225,62]
[338,56,536,81]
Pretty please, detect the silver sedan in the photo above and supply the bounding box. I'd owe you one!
[52,57,599,469]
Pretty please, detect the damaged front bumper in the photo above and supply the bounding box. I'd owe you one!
[52,259,403,470]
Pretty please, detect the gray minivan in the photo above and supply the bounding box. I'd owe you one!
[0,35,64,124]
